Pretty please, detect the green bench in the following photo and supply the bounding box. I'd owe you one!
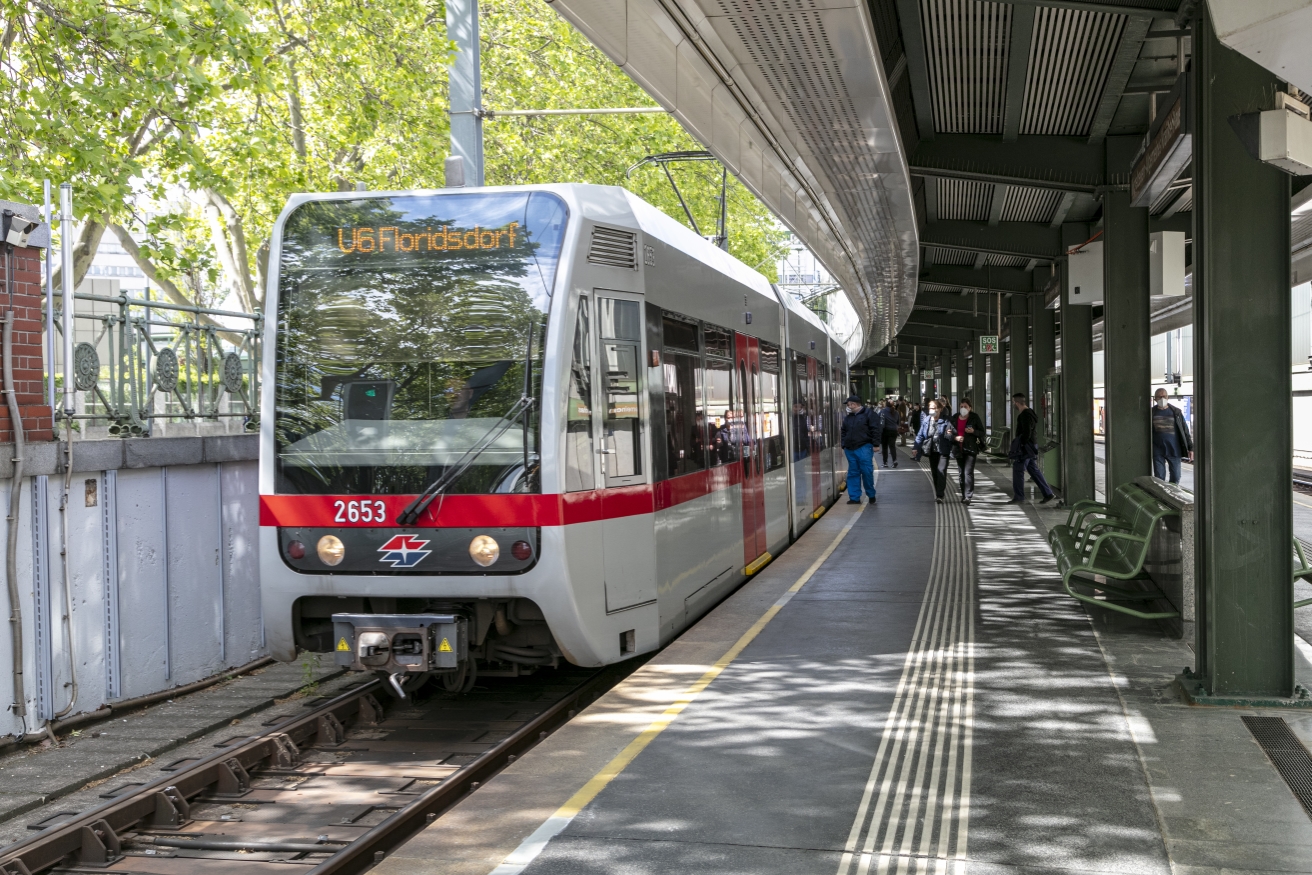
[983,427,1010,458]
[1049,484,1181,620]
[1295,539,1312,607]
[1048,482,1144,559]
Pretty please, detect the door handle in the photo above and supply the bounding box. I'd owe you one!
[597,448,616,454]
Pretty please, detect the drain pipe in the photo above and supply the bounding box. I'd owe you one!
[3,268,24,730]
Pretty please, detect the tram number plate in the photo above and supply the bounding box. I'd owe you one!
[334,499,388,523]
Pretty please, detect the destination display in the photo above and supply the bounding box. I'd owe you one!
[335,222,521,254]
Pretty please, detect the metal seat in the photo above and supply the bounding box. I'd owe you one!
[1050,489,1180,620]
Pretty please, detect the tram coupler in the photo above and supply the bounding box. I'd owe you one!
[331,613,468,673]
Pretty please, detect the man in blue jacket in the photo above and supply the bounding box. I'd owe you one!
[840,395,880,505]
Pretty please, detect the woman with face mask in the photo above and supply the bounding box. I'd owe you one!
[953,397,986,505]
[913,396,956,503]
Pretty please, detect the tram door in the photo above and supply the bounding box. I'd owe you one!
[808,356,822,510]
[736,333,768,566]
[595,294,656,613]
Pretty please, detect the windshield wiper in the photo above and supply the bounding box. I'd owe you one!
[396,323,536,526]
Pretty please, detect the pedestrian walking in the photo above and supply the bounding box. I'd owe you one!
[897,399,909,446]
[913,396,956,503]
[840,394,880,505]
[1152,388,1193,485]
[880,398,900,468]
[910,402,923,438]
[1008,393,1055,504]
[953,397,985,505]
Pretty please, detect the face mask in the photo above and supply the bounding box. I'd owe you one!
[1156,398,1168,408]
[961,408,970,416]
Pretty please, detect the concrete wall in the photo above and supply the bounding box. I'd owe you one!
[0,435,261,738]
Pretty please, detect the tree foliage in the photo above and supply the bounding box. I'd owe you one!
[2,0,786,313]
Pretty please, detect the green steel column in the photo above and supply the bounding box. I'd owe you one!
[1032,300,1057,484]
[1059,245,1096,503]
[1009,296,1030,427]
[960,346,970,411]
[1191,5,1293,697]
[990,340,1007,433]
[1101,187,1151,492]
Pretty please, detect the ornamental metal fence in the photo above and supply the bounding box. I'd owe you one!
[48,287,262,436]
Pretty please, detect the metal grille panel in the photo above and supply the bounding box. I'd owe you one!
[1243,716,1312,817]
[1020,7,1126,136]
[938,178,993,221]
[926,247,977,266]
[1000,186,1064,223]
[921,0,1012,134]
[986,254,1029,268]
[587,226,638,269]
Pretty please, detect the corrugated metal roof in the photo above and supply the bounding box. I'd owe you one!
[925,246,978,266]
[1000,186,1063,223]
[1020,7,1127,136]
[921,0,1012,134]
[985,254,1029,268]
[938,178,993,221]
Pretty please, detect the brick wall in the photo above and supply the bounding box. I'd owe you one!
[0,245,53,442]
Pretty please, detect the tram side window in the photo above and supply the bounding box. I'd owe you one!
[565,299,594,492]
[760,341,784,472]
[662,351,705,478]
[661,312,704,480]
[817,363,831,451]
[790,353,810,461]
[703,358,736,467]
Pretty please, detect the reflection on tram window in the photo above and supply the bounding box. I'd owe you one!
[662,351,705,478]
[662,312,699,353]
[790,355,810,461]
[760,342,783,472]
[703,359,736,467]
[703,323,732,360]
[602,329,642,480]
[565,299,594,492]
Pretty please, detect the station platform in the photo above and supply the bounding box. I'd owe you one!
[376,457,1312,875]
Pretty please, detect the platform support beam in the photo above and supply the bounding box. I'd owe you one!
[1032,300,1057,482]
[990,340,1007,433]
[1102,187,1151,492]
[1190,4,1293,698]
[1008,296,1029,428]
[954,347,967,410]
[1059,257,1095,503]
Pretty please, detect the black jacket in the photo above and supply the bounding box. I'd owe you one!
[1009,407,1040,460]
[841,405,880,449]
[1155,403,1194,455]
[952,410,986,456]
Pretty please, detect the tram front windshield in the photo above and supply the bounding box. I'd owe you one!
[274,191,567,496]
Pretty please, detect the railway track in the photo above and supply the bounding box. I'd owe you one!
[0,664,630,875]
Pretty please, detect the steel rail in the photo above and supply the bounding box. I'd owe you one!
[0,678,382,875]
[306,665,625,875]
[0,665,625,875]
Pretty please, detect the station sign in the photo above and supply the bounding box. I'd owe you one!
[979,335,999,354]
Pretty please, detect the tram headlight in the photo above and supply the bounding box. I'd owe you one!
[317,535,345,566]
[469,535,500,567]
[287,540,306,560]
[511,540,532,561]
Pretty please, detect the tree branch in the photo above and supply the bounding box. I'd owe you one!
[47,216,108,293]
[202,192,257,314]
[109,224,242,339]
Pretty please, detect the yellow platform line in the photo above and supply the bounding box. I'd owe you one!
[488,504,866,874]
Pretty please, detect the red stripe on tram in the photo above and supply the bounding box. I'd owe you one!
[259,465,742,529]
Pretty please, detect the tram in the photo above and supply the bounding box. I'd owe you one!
[258,184,852,694]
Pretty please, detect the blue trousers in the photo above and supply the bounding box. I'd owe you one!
[1153,451,1182,484]
[845,444,876,500]
[1012,456,1054,500]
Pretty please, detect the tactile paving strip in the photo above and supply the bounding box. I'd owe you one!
[1243,715,1312,817]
